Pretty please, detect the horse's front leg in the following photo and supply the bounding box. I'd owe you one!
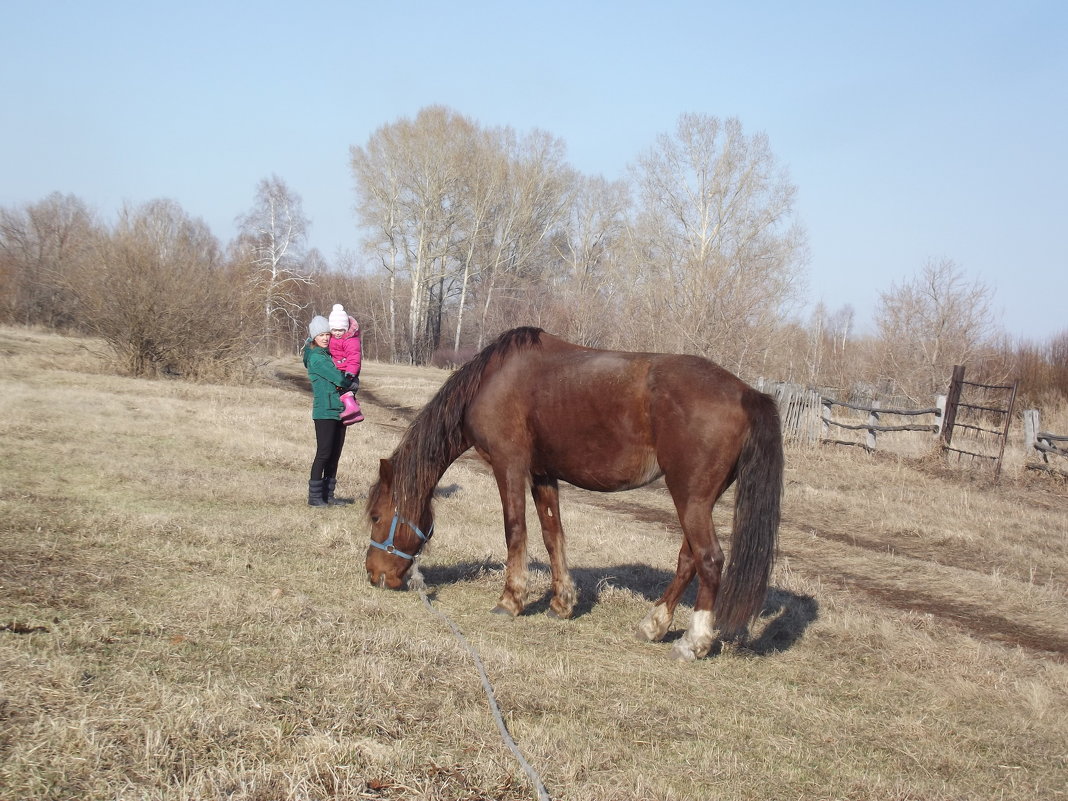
[531,475,577,619]
[636,540,695,642]
[491,465,530,616]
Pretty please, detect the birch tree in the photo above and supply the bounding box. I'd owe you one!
[236,175,311,352]
[805,302,855,387]
[449,128,507,352]
[625,113,806,373]
[352,132,405,356]
[351,106,473,362]
[546,174,630,347]
[472,127,574,348]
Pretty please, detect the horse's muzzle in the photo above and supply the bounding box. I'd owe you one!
[367,569,404,590]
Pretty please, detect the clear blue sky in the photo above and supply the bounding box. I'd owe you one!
[3,1,1065,341]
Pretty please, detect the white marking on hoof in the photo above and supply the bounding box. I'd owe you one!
[669,638,698,661]
[636,604,672,642]
[681,610,715,659]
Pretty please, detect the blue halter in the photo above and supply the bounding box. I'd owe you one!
[370,514,433,561]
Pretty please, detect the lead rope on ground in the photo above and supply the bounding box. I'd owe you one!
[418,589,552,801]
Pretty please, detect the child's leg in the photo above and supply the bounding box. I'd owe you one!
[339,390,363,423]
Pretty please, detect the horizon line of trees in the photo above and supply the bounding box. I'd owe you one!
[1,106,1065,406]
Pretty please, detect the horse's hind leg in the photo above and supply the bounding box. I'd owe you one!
[636,540,695,642]
[531,475,577,619]
[665,489,723,661]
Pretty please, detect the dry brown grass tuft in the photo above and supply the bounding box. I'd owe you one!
[1,327,1066,800]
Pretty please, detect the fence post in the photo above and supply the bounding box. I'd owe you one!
[1023,409,1039,455]
[941,365,965,447]
[821,397,832,441]
[992,379,1019,481]
[935,395,946,438]
[867,400,880,452]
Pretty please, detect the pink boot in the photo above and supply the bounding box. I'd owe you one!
[340,391,364,424]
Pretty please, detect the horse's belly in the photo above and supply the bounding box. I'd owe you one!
[543,442,663,492]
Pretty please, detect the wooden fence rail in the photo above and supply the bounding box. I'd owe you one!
[1023,409,1068,478]
[756,379,945,453]
[820,397,943,453]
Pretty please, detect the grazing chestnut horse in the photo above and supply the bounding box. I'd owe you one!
[365,327,783,660]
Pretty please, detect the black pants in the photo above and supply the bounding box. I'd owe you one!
[310,418,347,481]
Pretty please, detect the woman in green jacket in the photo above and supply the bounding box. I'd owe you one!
[302,315,356,506]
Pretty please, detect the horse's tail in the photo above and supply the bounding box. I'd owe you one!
[714,390,783,639]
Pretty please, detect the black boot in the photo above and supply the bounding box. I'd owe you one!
[324,477,354,506]
[308,479,328,507]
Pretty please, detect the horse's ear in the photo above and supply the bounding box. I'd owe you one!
[379,458,394,484]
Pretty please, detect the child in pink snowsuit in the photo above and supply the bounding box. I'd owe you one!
[327,303,363,423]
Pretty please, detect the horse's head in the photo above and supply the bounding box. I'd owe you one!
[365,458,433,590]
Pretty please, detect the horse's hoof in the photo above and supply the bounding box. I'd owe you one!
[490,605,516,616]
[634,620,667,642]
[669,643,698,662]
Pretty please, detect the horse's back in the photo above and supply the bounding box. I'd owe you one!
[466,336,765,492]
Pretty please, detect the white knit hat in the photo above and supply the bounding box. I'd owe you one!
[308,316,330,338]
[328,304,348,331]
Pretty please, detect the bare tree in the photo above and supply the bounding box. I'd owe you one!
[352,108,573,362]
[351,130,406,358]
[350,109,803,368]
[471,127,574,349]
[0,193,96,328]
[804,302,855,388]
[351,106,472,363]
[545,174,630,347]
[624,114,807,373]
[874,258,1000,402]
[449,128,507,352]
[236,176,312,353]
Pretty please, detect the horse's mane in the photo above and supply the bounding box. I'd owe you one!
[378,327,544,514]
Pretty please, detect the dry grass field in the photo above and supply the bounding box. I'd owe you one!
[1,327,1066,801]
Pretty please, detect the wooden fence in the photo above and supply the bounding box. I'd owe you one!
[757,380,944,452]
[762,365,1028,480]
[1023,410,1068,478]
[820,397,943,453]
[756,380,822,445]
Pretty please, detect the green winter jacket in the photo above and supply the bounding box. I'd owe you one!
[302,340,347,420]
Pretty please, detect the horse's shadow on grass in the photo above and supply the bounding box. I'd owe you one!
[419,559,818,656]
